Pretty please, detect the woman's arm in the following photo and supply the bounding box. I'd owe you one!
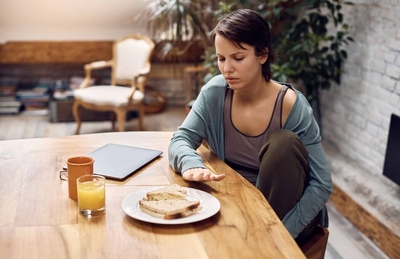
[168,96,209,173]
[168,75,227,178]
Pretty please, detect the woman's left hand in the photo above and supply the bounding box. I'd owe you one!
[182,168,226,182]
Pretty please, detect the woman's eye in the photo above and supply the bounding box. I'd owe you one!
[217,57,242,61]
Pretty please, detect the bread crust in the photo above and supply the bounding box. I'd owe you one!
[139,199,200,215]
[139,206,202,220]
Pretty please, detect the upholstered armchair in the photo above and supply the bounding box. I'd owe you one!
[72,34,155,134]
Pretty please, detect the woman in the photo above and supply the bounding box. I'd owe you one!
[168,9,333,244]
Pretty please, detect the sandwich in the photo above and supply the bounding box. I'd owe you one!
[139,199,201,219]
[139,184,201,219]
[143,184,187,201]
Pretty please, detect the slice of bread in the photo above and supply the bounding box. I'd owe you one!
[139,199,200,216]
[140,205,202,220]
[139,184,202,220]
[144,184,187,201]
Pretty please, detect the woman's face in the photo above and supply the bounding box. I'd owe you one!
[215,35,265,90]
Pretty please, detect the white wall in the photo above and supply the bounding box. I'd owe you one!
[320,0,400,234]
[321,0,400,178]
[0,0,150,43]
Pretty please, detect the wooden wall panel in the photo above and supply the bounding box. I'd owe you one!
[330,184,400,259]
[0,41,113,64]
[0,41,206,64]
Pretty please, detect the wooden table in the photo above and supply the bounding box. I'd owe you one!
[0,132,305,259]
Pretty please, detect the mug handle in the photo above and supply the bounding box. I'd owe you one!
[59,170,68,181]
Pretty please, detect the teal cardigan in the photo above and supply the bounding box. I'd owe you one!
[168,75,333,238]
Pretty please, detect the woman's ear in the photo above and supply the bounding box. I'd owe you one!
[259,48,269,64]
[259,54,268,64]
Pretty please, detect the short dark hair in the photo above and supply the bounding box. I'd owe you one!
[209,9,275,81]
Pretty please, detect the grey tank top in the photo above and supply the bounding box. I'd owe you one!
[224,85,289,184]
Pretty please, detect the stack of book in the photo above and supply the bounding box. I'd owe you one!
[16,86,50,112]
[0,86,22,114]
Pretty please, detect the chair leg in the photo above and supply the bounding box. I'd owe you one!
[138,106,145,131]
[72,101,82,134]
[110,112,116,131]
[115,109,127,132]
[300,227,329,259]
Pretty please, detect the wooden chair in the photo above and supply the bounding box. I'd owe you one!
[300,226,329,259]
[72,34,155,134]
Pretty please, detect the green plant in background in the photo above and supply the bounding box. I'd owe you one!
[262,0,353,127]
[203,1,243,83]
[139,0,252,60]
[140,0,353,111]
[137,0,221,60]
[204,0,353,103]
[265,0,354,102]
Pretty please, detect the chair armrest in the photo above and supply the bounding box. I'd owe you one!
[126,87,139,106]
[84,60,112,71]
[78,77,93,89]
[137,63,151,76]
[129,64,151,93]
[79,60,112,89]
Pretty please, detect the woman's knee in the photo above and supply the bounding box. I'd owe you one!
[258,129,305,161]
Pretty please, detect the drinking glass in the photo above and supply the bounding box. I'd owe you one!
[77,174,106,217]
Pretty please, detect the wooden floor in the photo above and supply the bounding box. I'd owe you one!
[0,107,390,259]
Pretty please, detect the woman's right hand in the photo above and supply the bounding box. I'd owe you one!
[182,168,226,182]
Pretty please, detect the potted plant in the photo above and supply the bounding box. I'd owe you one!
[136,0,219,61]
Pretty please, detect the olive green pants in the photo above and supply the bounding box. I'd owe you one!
[256,129,319,245]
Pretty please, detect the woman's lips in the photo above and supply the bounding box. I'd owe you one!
[226,77,239,84]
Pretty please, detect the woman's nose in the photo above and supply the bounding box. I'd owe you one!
[223,60,233,73]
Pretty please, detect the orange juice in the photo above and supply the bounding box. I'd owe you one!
[77,181,105,210]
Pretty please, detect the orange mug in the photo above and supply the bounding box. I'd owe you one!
[60,156,94,200]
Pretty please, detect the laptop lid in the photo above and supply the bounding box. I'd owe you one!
[87,143,163,181]
[383,113,400,186]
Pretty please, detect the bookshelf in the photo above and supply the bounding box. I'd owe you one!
[0,85,22,114]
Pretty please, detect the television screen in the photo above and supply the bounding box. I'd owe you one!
[383,113,400,186]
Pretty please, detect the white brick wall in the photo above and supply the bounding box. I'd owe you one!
[321,0,400,174]
[320,0,400,235]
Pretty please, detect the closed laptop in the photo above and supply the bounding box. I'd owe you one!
[87,143,163,181]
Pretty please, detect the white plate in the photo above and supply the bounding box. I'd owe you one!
[121,186,220,225]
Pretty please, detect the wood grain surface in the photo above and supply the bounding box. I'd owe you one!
[0,132,305,259]
[330,184,400,259]
[0,41,205,64]
[0,41,113,64]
